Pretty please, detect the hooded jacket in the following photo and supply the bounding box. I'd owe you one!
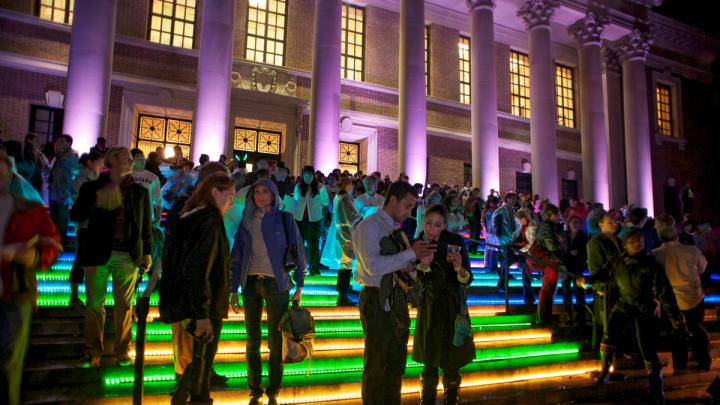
[231,179,306,293]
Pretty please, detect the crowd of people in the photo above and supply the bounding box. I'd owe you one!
[0,132,718,405]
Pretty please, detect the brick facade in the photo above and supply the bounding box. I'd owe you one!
[365,6,399,89]
[285,0,314,72]
[429,23,460,102]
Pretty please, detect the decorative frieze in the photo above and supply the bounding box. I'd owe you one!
[568,12,608,45]
[230,65,298,97]
[517,0,560,29]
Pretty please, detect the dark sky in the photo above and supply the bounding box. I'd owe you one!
[653,0,720,38]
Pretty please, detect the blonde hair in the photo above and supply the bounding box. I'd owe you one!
[104,146,130,169]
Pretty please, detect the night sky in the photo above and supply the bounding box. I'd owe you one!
[654,0,720,37]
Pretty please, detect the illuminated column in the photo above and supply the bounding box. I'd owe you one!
[569,12,609,206]
[619,29,655,214]
[192,0,236,163]
[398,0,427,185]
[602,44,627,208]
[309,0,342,174]
[518,0,560,202]
[62,0,118,153]
[468,0,499,196]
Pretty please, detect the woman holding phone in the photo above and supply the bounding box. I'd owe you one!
[412,204,475,405]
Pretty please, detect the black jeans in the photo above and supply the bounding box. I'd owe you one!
[243,275,289,398]
[603,307,661,369]
[297,219,321,274]
[359,286,410,405]
[50,201,69,248]
[562,276,586,322]
[672,300,711,369]
[171,318,222,404]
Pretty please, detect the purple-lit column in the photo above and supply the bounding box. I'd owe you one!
[192,0,236,163]
[468,0,499,196]
[518,0,560,202]
[619,29,655,215]
[569,12,609,206]
[62,0,118,154]
[309,0,342,174]
[398,0,427,185]
[602,44,627,209]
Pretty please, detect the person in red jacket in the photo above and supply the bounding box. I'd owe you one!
[0,150,61,405]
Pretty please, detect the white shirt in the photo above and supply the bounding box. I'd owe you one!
[131,169,162,221]
[353,209,416,287]
[292,183,329,222]
[653,240,708,310]
[354,192,385,219]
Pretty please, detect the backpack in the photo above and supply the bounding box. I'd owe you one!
[279,301,315,370]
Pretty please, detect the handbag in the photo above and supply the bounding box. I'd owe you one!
[281,212,299,272]
[279,301,315,375]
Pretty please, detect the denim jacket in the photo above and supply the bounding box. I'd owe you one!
[231,179,306,293]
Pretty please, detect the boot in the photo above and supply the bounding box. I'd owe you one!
[443,382,459,405]
[646,361,665,405]
[420,372,439,405]
[336,269,355,306]
[596,343,615,385]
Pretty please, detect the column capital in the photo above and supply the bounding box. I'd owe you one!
[617,27,654,62]
[602,42,622,74]
[467,0,495,12]
[568,11,608,45]
[517,0,560,30]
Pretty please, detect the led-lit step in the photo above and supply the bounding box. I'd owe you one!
[131,328,553,363]
[103,341,584,386]
[131,314,537,342]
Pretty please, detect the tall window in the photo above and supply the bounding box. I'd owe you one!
[136,115,192,158]
[29,106,64,143]
[338,142,360,174]
[656,84,674,137]
[246,0,287,66]
[149,0,196,49]
[459,36,471,105]
[425,26,430,95]
[555,64,576,128]
[38,0,74,24]
[510,51,530,118]
[341,4,365,81]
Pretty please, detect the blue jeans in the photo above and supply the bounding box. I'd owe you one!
[243,275,289,398]
[0,296,33,405]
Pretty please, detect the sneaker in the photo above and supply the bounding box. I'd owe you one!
[116,353,133,365]
[69,294,84,307]
[248,397,261,405]
[267,396,278,405]
[210,370,229,386]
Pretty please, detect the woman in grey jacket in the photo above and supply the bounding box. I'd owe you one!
[230,178,306,405]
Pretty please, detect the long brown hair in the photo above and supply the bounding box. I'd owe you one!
[181,172,234,215]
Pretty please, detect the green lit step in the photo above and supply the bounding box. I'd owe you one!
[132,314,535,342]
[36,293,343,308]
[103,341,582,386]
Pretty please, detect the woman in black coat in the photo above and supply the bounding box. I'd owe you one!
[159,173,236,405]
[562,215,588,325]
[413,204,475,405]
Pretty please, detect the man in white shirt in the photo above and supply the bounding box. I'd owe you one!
[653,225,710,370]
[353,181,436,405]
[130,149,162,223]
[354,175,384,219]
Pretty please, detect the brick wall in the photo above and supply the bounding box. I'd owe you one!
[377,126,398,179]
[429,23,460,102]
[0,17,70,64]
[286,0,314,72]
[0,66,65,142]
[0,0,32,14]
[495,42,511,114]
[364,6,399,88]
[113,42,198,84]
[116,0,148,40]
[426,135,470,185]
[233,0,248,59]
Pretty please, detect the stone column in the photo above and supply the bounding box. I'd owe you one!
[192,0,236,163]
[468,0,499,196]
[602,44,627,209]
[309,0,342,174]
[518,0,560,202]
[398,0,427,185]
[62,0,118,153]
[569,12,609,206]
[619,29,655,214]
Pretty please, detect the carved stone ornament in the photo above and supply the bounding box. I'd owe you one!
[467,0,495,11]
[618,28,654,62]
[230,65,298,97]
[517,0,561,29]
[568,11,608,45]
[602,42,622,74]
